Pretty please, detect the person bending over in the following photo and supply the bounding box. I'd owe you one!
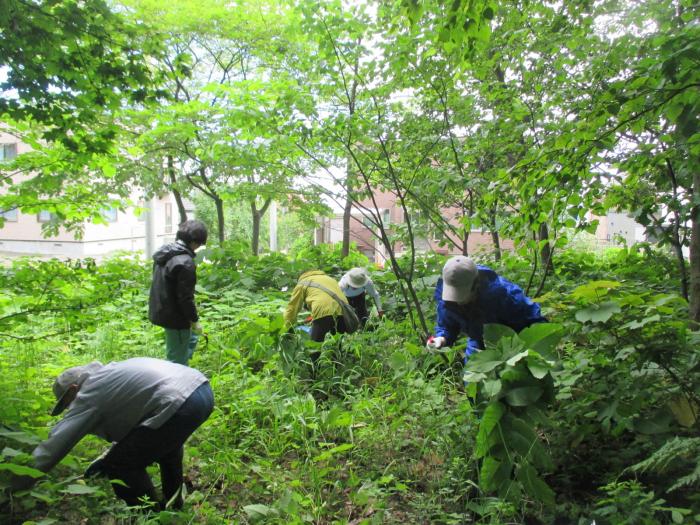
[12,357,214,509]
[284,269,348,342]
[427,256,546,361]
[338,267,383,326]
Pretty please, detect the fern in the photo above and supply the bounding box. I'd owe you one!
[629,437,700,492]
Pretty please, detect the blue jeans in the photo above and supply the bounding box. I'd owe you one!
[99,382,214,508]
[165,328,199,365]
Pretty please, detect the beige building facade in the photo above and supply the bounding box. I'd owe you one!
[0,133,188,258]
[316,190,512,265]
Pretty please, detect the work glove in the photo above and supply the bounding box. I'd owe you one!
[191,321,203,335]
[426,336,446,351]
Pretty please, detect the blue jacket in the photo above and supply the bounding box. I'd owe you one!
[434,266,546,357]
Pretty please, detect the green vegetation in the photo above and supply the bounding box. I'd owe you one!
[1,0,699,522]
[1,246,698,524]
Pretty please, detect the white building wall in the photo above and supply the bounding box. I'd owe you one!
[0,133,188,259]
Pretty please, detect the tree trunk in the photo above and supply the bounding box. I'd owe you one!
[491,230,501,261]
[252,209,261,256]
[671,238,689,301]
[689,171,700,325]
[342,191,352,257]
[462,229,470,256]
[214,196,225,244]
[250,198,272,256]
[488,204,501,261]
[167,155,187,224]
[539,223,553,272]
[342,161,353,258]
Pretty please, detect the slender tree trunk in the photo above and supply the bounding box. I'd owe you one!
[491,231,501,261]
[252,209,261,256]
[167,155,187,223]
[539,223,553,272]
[689,171,700,325]
[462,229,470,256]
[489,206,501,261]
[214,196,225,244]
[250,198,272,256]
[671,238,689,301]
[342,173,353,258]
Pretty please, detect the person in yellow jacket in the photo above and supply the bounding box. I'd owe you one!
[284,270,348,342]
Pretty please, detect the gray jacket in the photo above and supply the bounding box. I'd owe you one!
[33,358,208,472]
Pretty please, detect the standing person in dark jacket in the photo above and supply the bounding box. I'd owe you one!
[10,358,214,510]
[426,256,546,361]
[149,220,208,365]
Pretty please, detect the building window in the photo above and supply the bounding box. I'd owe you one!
[362,216,374,229]
[0,208,18,222]
[382,209,391,225]
[102,207,118,223]
[37,210,56,223]
[164,203,172,233]
[0,144,17,162]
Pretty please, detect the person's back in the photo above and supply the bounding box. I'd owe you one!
[429,256,546,359]
[338,267,383,325]
[148,219,208,365]
[149,241,197,329]
[285,270,347,343]
[21,357,214,510]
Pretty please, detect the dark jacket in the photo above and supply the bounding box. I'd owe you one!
[149,240,198,329]
[434,266,546,358]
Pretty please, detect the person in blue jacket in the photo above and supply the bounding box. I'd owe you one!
[426,255,546,361]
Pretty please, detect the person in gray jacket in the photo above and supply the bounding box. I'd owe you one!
[12,358,214,509]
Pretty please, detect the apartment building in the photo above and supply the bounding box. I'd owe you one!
[0,133,188,258]
[315,190,512,265]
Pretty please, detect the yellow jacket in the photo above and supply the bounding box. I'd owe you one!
[284,270,347,327]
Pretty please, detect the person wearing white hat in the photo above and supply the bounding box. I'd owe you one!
[427,256,546,361]
[10,358,214,510]
[339,267,383,326]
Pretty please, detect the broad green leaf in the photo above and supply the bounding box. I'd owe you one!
[483,324,517,347]
[0,462,45,478]
[482,379,502,397]
[526,352,553,379]
[621,314,660,330]
[506,350,529,367]
[575,301,621,324]
[464,348,504,374]
[243,504,279,520]
[463,370,488,383]
[571,281,621,302]
[475,402,505,458]
[519,323,564,356]
[0,429,42,445]
[61,483,101,495]
[516,464,555,506]
[504,386,543,407]
[479,456,502,492]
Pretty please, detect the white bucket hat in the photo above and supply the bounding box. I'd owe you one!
[51,361,103,416]
[441,256,478,303]
[346,267,369,288]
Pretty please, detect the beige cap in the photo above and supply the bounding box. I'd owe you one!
[51,361,103,416]
[442,256,478,303]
